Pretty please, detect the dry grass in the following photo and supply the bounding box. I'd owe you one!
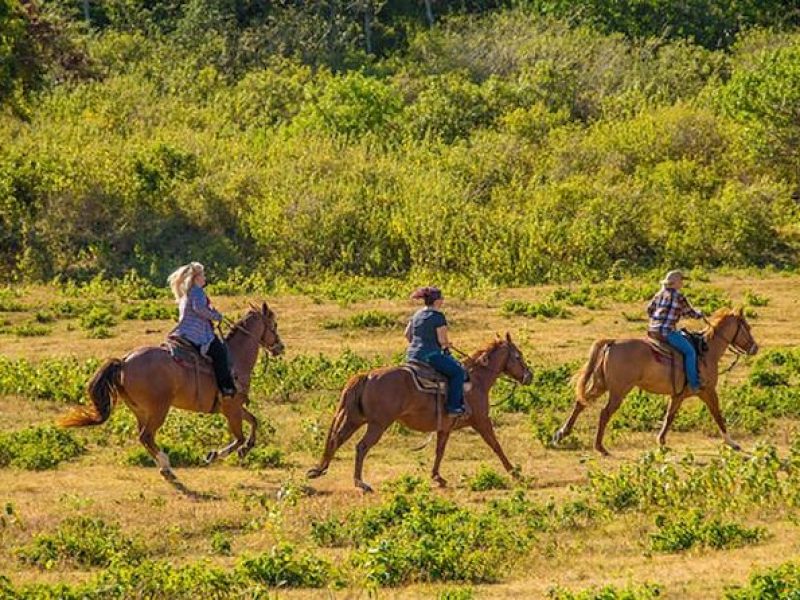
[1,272,799,598]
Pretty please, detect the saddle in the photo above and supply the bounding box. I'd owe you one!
[647,329,707,394]
[162,334,213,375]
[399,361,472,431]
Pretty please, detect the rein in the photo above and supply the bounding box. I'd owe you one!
[451,345,521,408]
[222,316,282,360]
[702,317,748,375]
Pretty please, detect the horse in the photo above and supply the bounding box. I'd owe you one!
[552,307,758,455]
[59,302,284,480]
[307,333,533,492]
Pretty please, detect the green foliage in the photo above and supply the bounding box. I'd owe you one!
[209,532,232,556]
[237,543,335,588]
[0,357,99,402]
[649,510,765,553]
[2,321,51,337]
[0,426,84,470]
[79,305,117,338]
[501,299,570,319]
[240,445,286,470]
[465,465,510,491]
[725,561,800,600]
[120,300,175,321]
[18,516,145,569]
[549,583,662,600]
[322,310,401,330]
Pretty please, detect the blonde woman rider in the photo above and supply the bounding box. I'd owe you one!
[647,270,704,392]
[167,262,236,397]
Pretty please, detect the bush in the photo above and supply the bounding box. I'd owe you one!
[322,310,401,330]
[466,465,510,491]
[18,516,145,569]
[501,299,570,319]
[549,583,662,600]
[240,445,286,469]
[725,561,800,600]
[237,543,335,588]
[0,357,100,403]
[0,426,85,470]
[649,511,766,553]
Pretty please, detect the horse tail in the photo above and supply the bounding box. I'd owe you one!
[59,358,123,428]
[308,373,369,479]
[575,339,613,405]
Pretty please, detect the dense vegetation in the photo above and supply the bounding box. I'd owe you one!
[1,0,799,285]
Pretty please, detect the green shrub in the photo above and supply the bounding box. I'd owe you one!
[241,445,286,469]
[548,582,662,600]
[725,561,800,600]
[0,426,85,470]
[466,465,510,491]
[0,357,100,403]
[501,299,570,319]
[237,543,335,588]
[322,310,400,330]
[18,516,145,569]
[121,301,175,321]
[210,532,232,556]
[8,322,51,337]
[79,305,117,337]
[125,441,205,468]
[649,511,766,553]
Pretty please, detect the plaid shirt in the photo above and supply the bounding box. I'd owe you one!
[172,285,222,346]
[647,287,702,336]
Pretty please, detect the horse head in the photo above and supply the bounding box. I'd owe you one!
[501,332,534,385]
[246,301,285,356]
[709,307,758,356]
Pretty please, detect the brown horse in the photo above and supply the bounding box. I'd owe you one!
[60,302,284,479]
[307,334,533,492]
[552,308,758,455]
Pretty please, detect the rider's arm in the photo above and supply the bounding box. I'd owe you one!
[678,293,703,320]
[189,286,222,322]
[646,295,657,317]
[404,320,412,342]
[436,325,451,350]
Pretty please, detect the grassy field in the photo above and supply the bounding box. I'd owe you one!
[1,272,799,599]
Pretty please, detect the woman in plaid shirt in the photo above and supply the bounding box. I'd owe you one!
[168,262,236,397]
[647,270,704,391]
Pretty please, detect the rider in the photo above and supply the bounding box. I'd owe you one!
[167,262,236,397]
[647,270,704,392]
[405,286,468,416]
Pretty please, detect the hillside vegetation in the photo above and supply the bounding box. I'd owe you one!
[1,0,799,285]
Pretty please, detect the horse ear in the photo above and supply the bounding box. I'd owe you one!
[262,301,269,315]
[248,300,258,312]
[505,332,512,343]
[735,305,744,318]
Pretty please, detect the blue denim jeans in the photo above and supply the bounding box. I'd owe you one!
[425,352,466,412]
[666,330,700,389]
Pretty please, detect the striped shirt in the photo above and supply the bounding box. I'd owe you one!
[172,285,222,346]
[647,287,702,336]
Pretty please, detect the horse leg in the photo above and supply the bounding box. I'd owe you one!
[138,409,173,480]
[595,390,627,456]
[353,422,388,493]
[239,406,257,459]
[473,417,516,477]
[553,401,587,444]
[308,410,365,479]
[701,389,740,451]
[431,430,451,488]
[657,395,684,447]
[207,397,245,464]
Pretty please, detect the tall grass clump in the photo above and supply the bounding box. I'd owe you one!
[0,426,85,470]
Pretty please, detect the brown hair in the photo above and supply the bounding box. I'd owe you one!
[410,286,442,306]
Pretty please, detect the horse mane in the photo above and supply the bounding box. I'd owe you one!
[463,339,505,369]
[224,309,260,343]
[705,307,740,339]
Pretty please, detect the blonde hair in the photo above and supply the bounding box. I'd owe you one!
[167,262,204,302]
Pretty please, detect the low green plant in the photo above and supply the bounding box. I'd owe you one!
[237,543,335,588]
[241,445,286,469]
[17,516,145,569]
[438,587,475,600]
[548,582,662,600]
[724,561,800,599]
[501,299,570,319]
[8,322,51,337]
[743,290,769,307]
[0,426,85,470]
[79,304,117,337]
[0,288,26,312]
[649,511,766,553]
[322,310,400,330]
[125,441,206,468]
[121,301,175,321]
[466,465,510,491]
[210,532,232,556]
[0,357,100,403]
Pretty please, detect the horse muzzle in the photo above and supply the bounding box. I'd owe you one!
[268,341,285,356]
[748,343,759,356]
[522,370,533,386]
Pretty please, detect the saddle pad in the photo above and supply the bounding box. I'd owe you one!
[401,361,446,395]
[162,336,213,374]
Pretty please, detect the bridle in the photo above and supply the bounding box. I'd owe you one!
[222,315,283,355]
[703,315,754,374]
[451,343,533,407]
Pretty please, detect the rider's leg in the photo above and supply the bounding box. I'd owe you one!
[666,331,700,390]
[207,337,236,396]
[427,353,466,413]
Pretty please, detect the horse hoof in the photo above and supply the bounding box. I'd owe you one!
[307,467,327,479]
[552,429,564,445]
[432,475,447,488]
[595,446,610,457]
[205,451,218,465]
[160,468,177,481]
[355,481,373,494]
[237,446,252,460]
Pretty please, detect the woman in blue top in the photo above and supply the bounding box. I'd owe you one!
[405,286,467,416]
[167,262,236,397]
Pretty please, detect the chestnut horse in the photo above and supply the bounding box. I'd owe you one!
[60,303,284,480]
[552,308,758,455]
[307,334,533,492]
